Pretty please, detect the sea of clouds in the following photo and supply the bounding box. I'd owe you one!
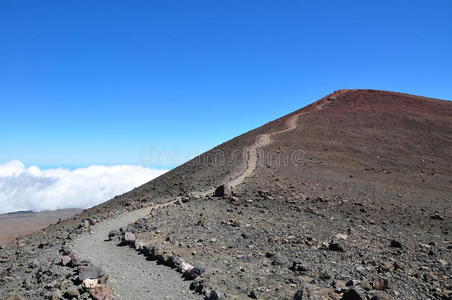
[0,160,168,214]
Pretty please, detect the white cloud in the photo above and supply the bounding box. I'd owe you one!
[0,160,168,214]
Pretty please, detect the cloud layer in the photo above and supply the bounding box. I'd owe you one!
[0,160,168,214]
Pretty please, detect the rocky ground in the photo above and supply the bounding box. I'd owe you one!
[0,89,451,299]
[120,184,450,299]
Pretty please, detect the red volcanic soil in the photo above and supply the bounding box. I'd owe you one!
[117,89,452,299]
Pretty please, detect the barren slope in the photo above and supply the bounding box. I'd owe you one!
[1,89,451,300]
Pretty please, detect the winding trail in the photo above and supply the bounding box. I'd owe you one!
[72,108,313,299]
[227,113,301,189]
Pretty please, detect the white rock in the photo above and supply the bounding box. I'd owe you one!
[335,233,348,240]
[179,262,194,273]
[82,278,99,289]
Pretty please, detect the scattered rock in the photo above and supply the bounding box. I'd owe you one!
[61,244,72,255]
[360,280,372,291]
[50,291,62,300]
[390,240,402,248]
[38,242,49,249]
[82,278,99,289]
[188,266,205,279]
[108,230,121,240]
[89,284,114,300]
[123,232,136,243]
[371,275,389,290]
[291,261,308,273]
[293,283,336,299]
[214,185,230,197]
[341,288,365,300]
[272,253,289,265]
[64,286,80,299]
[334,233,349,240]
[83,219,92,228]
[249,290,260,299]
[60,255,72,266]
[334,280,347,293]
[170,255,185,268]
[78,265,104,281]
[431,214,444,220]
[319,271,331,280]
[209,290,225,300]
[328,241,345,252]
[370,291,395,300]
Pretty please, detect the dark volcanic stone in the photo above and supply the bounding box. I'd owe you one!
[214,185,227,197]
[189,266,205,279]
[390,240,402,248]
[341,288,365,300]
[209,290,225,300]
[328,241,345,252]
[431,214,444,220]
[108,230,121,240]
[249,290,259,299]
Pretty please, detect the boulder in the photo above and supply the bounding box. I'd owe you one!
[214,185,230,197]
[107,230,121,241]
[123,232,136,243]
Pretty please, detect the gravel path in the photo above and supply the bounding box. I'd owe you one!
[228,112,301,188]
[72,206,202,300]
[71,110,309,300]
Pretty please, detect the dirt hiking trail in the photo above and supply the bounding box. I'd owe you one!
[71,105,322,299]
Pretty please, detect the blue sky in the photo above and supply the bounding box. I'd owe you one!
[1,0,451,169]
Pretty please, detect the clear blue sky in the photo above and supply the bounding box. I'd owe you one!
[1,0,451,169]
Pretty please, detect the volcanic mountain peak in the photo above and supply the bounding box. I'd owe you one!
[310,88,451,116]
[1,90,451,300]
